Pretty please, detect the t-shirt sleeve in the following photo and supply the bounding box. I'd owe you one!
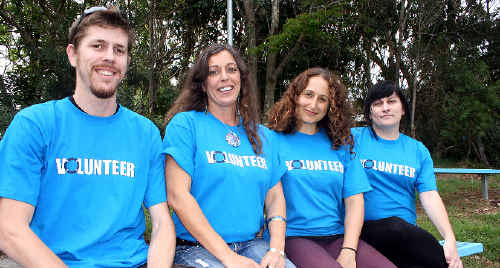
[264,128,286,189]
[144,125,167,208]
[162,113,196,177]
[342,146,372,198]
[415,142,437,193]
[0,112,47,206]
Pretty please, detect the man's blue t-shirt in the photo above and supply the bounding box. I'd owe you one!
[162,111,284,243]
[276,129,372,237]
[351,127,437,224]
[0,98,167,267]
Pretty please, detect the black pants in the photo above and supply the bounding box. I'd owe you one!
[360,216,448,268]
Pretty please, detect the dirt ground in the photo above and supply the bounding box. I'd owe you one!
[423,174,500,216]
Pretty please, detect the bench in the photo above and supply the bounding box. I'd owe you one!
[434,168,500,200]
[433,168,499,258]
[439,240,484,257]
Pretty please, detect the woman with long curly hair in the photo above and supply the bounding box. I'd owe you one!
[266,67,395,268]
[163,44,295,268]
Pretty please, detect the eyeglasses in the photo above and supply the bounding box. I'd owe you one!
[69,6,108,43]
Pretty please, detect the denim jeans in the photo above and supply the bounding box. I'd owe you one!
[174,238,296,268]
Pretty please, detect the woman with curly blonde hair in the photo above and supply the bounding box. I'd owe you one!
[266,67,395,268]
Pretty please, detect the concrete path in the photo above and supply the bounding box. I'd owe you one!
[0,256,21,268]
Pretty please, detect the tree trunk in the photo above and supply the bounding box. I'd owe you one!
[474,136,490,166]
[147,0,156,116]
[242,0,260,110]
[395,0,407,87]
[263,0,279,113]
[410,74,417,138]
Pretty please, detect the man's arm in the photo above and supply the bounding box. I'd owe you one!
[0,198,67,268]
[146,202,176,268]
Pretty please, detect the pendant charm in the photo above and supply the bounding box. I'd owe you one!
[225,131,240,147]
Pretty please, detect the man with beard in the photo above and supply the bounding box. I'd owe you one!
[0,6,175,268]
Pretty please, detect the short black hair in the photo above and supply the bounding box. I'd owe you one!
[364,80,410,137]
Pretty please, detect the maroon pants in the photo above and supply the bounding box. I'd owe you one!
[285,236,396,268]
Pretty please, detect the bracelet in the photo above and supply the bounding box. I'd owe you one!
[269,247,285,256]
[266,215,286,225]
[341,247,357,254]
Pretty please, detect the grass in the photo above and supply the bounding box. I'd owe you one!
[416,173,500,268]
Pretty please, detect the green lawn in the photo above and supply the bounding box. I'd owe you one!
[416,173,500,268]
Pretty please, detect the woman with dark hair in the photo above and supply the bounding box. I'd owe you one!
[267,67,396,268]
[353,80,463,268]
[163,44,295,268]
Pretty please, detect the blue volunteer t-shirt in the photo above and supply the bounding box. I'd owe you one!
[276,129,372,237]
[162,111,284,243]
[351,127,437,225]
[0,98,166,268]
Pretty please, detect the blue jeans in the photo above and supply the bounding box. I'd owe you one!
[174,238,296,268]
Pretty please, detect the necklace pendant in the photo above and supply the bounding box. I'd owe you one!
[225,131,240,147]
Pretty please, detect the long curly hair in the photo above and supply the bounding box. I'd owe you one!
[266,67,354,152]
[165,44,262,154]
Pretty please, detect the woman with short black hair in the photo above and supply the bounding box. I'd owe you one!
[353,80,463,268]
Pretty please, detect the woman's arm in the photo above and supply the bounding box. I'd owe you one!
[146,202,176,268]
[165,156,259,268]
[337,193,364,268]
[261,182,287,268]
[419,190,463,268]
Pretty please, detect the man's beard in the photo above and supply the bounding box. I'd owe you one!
[90,85,117,99]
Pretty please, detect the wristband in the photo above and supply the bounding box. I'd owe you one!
[341,247,357,254]
[269,247,285,256]
[266,215,286,225]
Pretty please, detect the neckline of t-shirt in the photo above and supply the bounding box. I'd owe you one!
[65,97,123,122]
[295,128,324,137]
[375,132,402,144]
[204,110,242,130]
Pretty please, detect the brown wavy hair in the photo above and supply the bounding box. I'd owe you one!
[266,67,354,152]
[165,44,262,154]
[68,6,134,53]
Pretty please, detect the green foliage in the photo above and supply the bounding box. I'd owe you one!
[439,56,499,166]
[0,0,497,165]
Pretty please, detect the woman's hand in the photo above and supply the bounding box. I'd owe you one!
[222,252,260,268]
[443,239,463,268]
[336,249,356,268]
[260,248,285,268]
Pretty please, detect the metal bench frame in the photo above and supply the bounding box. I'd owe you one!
[434,168,500,200]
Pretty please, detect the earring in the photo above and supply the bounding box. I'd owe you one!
[204,92,208,114]
[236,95,241,117]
